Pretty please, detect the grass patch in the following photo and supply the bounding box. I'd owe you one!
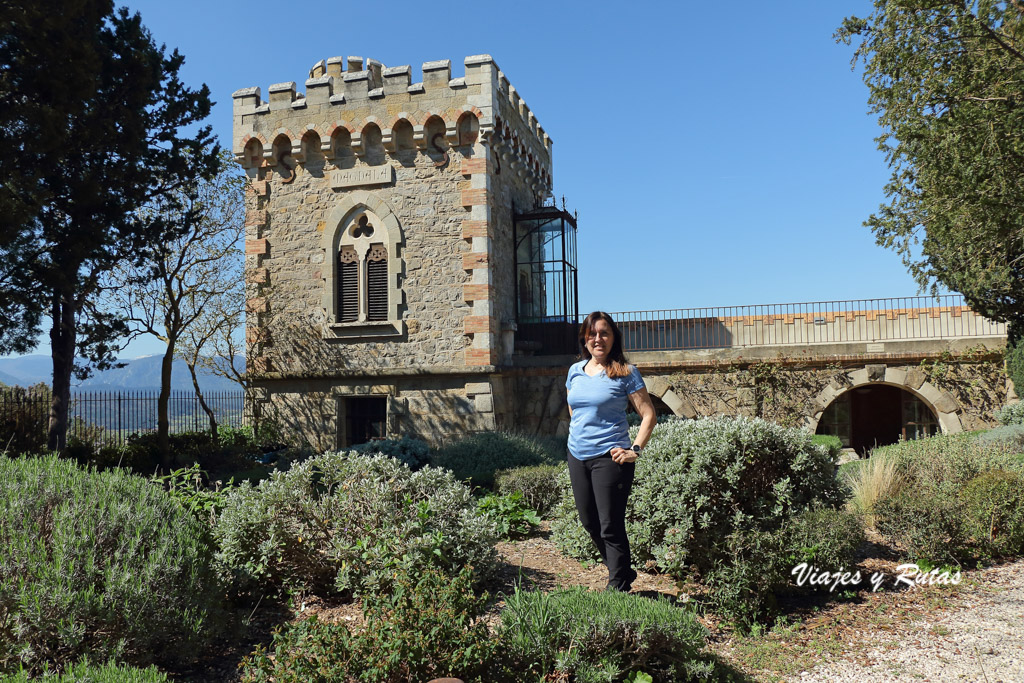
[842,454,905,520]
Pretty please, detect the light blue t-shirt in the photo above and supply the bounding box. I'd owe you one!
[566,360,645,460]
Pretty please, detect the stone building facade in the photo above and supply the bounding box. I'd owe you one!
[235,54,1011,453]
[234,55,572,449]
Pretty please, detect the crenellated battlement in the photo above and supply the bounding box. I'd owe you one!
[232,54,552,194]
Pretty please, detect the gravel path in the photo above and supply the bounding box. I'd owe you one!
[795,559,1024,682]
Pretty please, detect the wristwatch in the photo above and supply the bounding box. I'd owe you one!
[630,444,643,454]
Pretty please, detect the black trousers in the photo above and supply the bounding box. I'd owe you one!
[567,452,636,588]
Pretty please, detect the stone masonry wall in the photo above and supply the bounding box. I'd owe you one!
[236,55,552,372]
[252,374,500,450]
[250,154,475,372]
[235,54,555,448]
[657,351,1009,432]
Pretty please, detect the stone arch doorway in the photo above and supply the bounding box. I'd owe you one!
[807,366,964,448]
[816,384,939,455]
[641,376,697,419]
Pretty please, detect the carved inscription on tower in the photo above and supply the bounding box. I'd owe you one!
[330,165,394,189]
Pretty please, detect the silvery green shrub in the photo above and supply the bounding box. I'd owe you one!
[498,586,713,682]
[0,456,222,675]
[433,431,564,490]
[995,401,1024,426]
[977,424,1024,452]
[349,436,431,471]
[494,464,565,517]
[213,452,499,597]
[551,416,845,578]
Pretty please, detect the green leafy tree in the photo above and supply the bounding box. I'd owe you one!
[0,1,220,450]
[837,1,1024,330]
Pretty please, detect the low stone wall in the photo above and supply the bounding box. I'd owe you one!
[252,340,1011,449]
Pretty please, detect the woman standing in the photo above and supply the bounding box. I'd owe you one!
[566,311,657,591]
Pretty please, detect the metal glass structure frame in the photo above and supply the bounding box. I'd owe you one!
[513,207,579,355]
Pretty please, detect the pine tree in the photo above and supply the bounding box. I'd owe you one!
[0,0,220,450]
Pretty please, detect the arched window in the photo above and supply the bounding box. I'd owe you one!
[336,215,389,323]
[322,192,404,337]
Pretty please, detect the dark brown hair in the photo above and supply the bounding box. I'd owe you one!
[578,311,631,378]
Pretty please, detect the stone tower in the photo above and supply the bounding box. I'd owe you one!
[233,55,571,449]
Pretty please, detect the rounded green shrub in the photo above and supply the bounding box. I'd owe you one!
[213,452,499,598]
[433,431,564,489]
[705,507,865,626]
[0,456,222,675]
[552,416,844,576]
[994,402,1024,426]
[874,491,964,564]
[961,469,1024,559]
[493,464,565,516]
[349,436,431,471]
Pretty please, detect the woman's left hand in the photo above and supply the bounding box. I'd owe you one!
[610,447,637,464]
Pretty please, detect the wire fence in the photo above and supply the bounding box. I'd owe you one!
[0,389,245,450]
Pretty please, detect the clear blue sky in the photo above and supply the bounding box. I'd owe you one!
[14,0,939,359]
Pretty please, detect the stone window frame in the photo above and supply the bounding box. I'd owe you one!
[322,191,404,338]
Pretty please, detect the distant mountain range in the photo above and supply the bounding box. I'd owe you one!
[0,354,244,394]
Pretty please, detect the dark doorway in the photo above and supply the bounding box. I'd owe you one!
[849,385,902,454]
[344,396,387,447]
[816,384,939,456]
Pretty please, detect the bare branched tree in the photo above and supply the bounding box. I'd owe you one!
[105,151,246,465]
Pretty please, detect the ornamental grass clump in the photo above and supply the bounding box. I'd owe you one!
[842,453,905,522]
[0,455,222,676]
[213,451,499,598]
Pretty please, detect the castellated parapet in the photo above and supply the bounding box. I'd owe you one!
[235,54,566,449]
[232,55,552,194]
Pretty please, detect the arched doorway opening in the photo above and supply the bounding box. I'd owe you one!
[627,394,676,420]
[816,384,938,455]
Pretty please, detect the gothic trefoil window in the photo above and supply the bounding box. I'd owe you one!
[323,194,404,337]
[336,215,389,323]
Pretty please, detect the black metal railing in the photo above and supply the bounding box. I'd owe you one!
[603,295,1006,352]
[0,389,245,450]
